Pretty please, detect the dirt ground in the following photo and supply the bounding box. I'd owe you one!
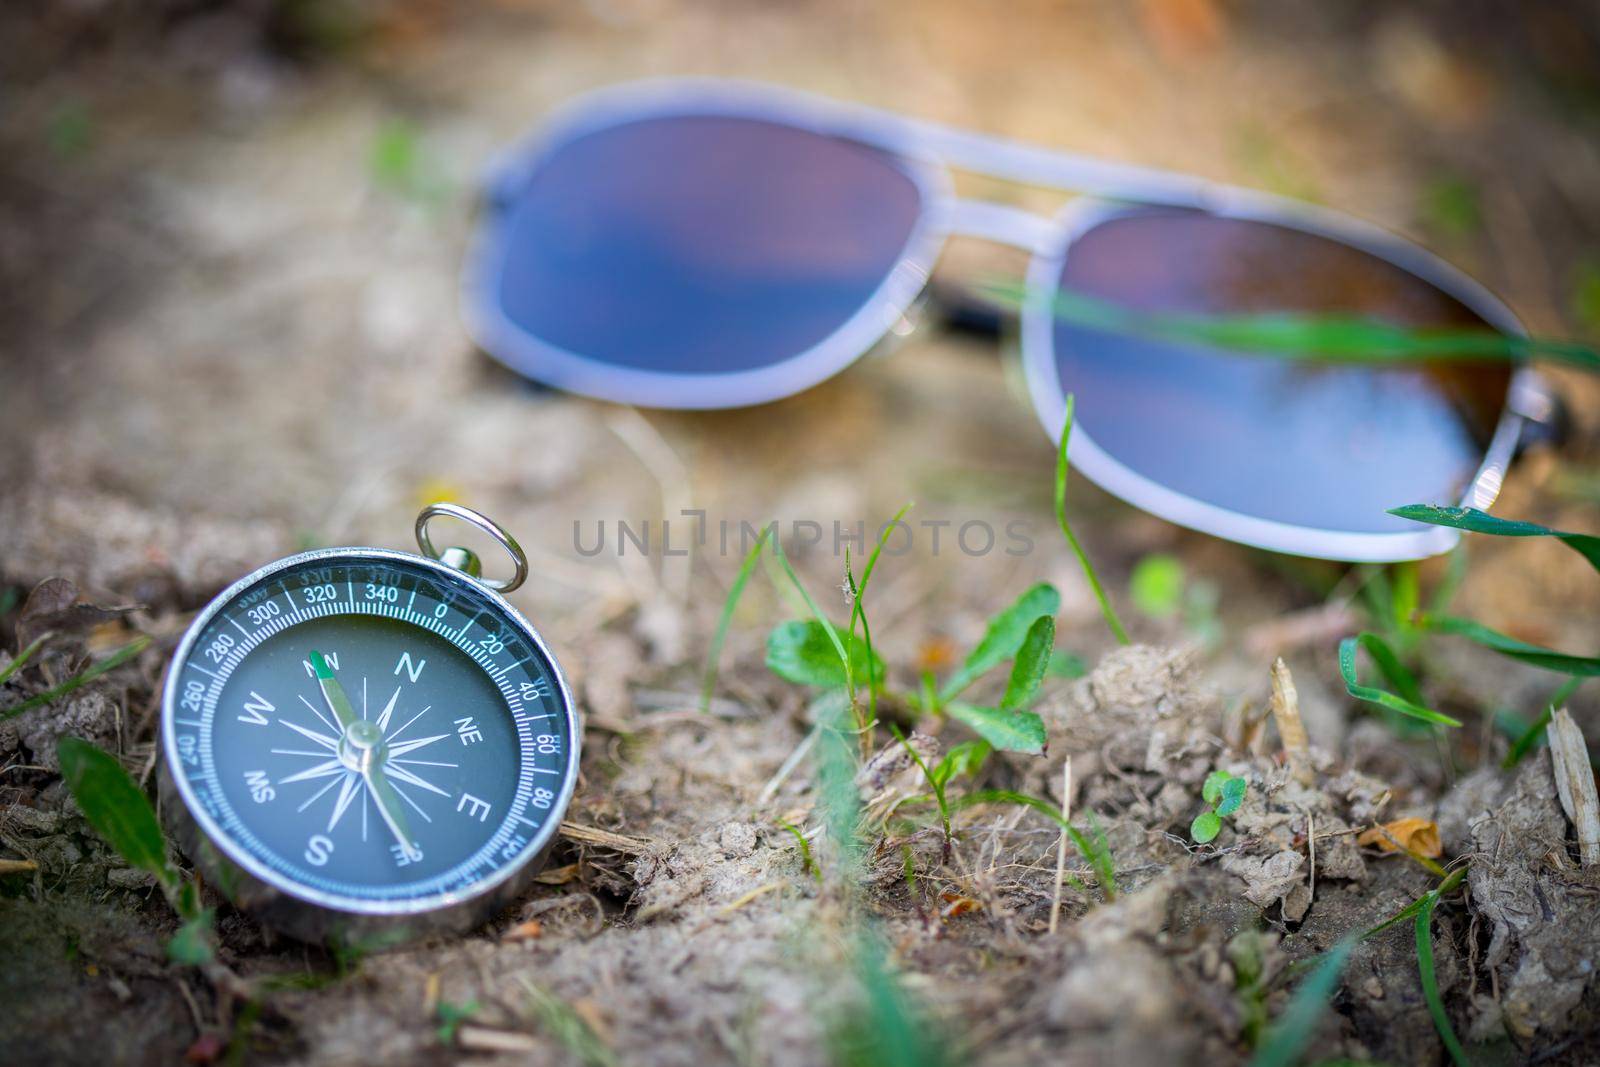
[3,3,1600,1065]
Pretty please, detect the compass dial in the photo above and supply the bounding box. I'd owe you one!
[162,551,576,916]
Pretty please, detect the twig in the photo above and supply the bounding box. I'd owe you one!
[558,822,654,854]
[1270,657,1314,786]
[457,1026,539,1054]
[1549,708,1599,867]
[1049,757,1071,935]
[1306,808,1316,903]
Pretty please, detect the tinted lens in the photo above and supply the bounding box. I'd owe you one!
[1053,209,1510,536]
[493,115,923,377]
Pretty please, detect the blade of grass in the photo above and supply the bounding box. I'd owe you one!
[777,818,822,883]
[1055,394,1129,645]
[770,536,854,707]
[1,635,151,720]
[1423,614,1600,676]
[1389,505,1600,576]
[1339,635,1461,727]
[1248,937,1355,1067]
[851,550,876,742]
[1352,631,1427,707]
[1503,707,1554,770]
[986,281,1600,372]
[1500,675,1584,770]
[849,503,913,724]
[519,979,622,1067]
[1415,889,1470,1067]
[701,526,773,713]
[889,723,950,853]
[0,632,51,687]
[953,788,1116,899]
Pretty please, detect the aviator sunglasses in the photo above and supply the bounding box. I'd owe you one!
[462,78,1559,564]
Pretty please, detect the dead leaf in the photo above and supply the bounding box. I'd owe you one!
[1358,817,1442,858]
[17,577,140,649]
[940,892,983,919]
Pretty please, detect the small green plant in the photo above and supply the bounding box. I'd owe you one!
[1130,552,1223,646]
[765,575,1058,757]
[1190,769,1248,844]
[55,736,215,964]
[1130,553,1185,618]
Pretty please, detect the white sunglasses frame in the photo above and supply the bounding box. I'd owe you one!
[462,77,1548,563]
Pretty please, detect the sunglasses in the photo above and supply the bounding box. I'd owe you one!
[463,78,1556,563]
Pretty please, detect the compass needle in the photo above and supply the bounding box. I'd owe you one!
[161,505,575,943]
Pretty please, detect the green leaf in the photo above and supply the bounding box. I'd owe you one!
[1389,504,1600,577]
[56,736,178,890]
[1339,636,1461,727]
[1353,631,1427,707]
[930,740,991,789]
[1202,770,1232,805]
[939,583,1061,700]
[1000,616,1055,711]
[945,703,1046,754]
[1130,554,1185,618]
[1248,938,1355,1067]
[701,525,772,712]
[1190,810,1222,843]
[1416,890,1471,1067]
[1424,614,1600,676]
[1046,650,1087,679]
[1054,395,1131,646]
[1216,776,1248,817]
[766,620,884,688]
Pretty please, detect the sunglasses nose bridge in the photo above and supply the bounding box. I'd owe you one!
[942,198,1060,254]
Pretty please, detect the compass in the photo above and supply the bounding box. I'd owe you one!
[159,504,579,945]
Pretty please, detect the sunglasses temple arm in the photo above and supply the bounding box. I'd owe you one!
[1508,372,1570,454]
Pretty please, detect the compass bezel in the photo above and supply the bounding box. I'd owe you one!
[160,545,580,930]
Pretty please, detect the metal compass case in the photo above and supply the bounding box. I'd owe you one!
[158,504,580,946]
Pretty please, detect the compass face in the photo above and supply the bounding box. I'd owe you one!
[161,550,576,914]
